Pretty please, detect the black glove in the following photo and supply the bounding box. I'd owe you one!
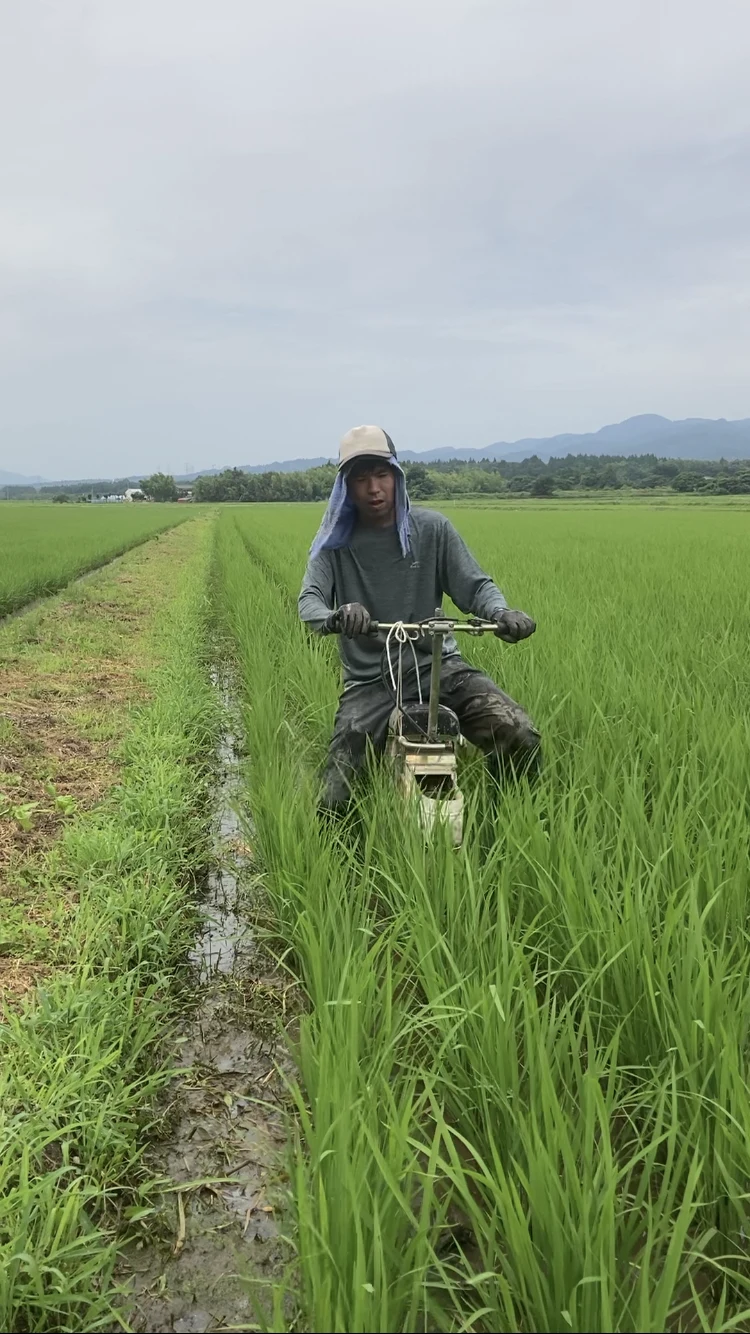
[493,609,536,643]
[328,602,372,638]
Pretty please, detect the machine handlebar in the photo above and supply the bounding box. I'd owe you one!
[323,614,499,738]
[368,617,498,636]
[324,613,498,636]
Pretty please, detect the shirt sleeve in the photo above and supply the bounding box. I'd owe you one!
[438,518,508,619]
[298,550,336,633]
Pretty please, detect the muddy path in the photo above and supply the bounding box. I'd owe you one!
[120,687,297,1334]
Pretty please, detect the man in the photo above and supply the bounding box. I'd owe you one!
[298,425,541,812]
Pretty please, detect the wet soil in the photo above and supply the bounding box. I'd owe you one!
[120,709,296,1333]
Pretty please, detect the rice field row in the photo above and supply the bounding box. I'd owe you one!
[216,502,750,1331]
[0,503,192,617]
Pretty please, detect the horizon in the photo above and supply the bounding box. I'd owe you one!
[4,410,750,486]
[1,1,749,478]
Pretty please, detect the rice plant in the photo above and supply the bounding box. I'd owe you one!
[218,502,750,1332]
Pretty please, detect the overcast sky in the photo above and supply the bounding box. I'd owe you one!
[1,0,749,479]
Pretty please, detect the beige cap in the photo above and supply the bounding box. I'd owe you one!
[338,424,397,471]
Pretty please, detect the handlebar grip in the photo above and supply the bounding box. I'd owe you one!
[325,613,381,635]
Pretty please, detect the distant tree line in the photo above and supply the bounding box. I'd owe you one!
[4,472,178,502]
[191,454,750,502]
[3,455,749,503]
[3,480,128,500]
[2,480,135,500]
[192,465,338,502]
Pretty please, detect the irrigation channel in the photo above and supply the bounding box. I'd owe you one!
[120,675,294,1333]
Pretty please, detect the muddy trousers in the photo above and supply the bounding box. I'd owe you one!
[320,655,542,812]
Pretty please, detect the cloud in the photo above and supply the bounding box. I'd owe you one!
[0,0,749,477]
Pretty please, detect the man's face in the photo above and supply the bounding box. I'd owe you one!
[346,459,396,524]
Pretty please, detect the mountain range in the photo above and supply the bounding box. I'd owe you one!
[0,470,46,486]
[3,414,750,487]
[233,414,750,473]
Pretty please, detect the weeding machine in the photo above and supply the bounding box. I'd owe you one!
[332,613,498,846]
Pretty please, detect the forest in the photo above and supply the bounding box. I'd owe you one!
[190,453,750,501]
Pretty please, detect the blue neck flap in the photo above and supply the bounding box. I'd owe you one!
[309,459,411,559]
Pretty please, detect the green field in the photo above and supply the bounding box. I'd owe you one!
[3,500,750,1331]
[0,503,191,616]
[217,502,750,1331]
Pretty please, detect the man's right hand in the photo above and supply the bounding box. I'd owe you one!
[327,602,372,637]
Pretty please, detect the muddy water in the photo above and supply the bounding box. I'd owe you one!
[120,707,295,1333]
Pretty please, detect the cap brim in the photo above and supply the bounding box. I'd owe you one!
[339,452,395,474]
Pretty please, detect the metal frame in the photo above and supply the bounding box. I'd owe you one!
[329,615,499,845]
[369,617,497,742]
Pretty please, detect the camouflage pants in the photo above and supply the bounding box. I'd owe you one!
[321,655,541,811]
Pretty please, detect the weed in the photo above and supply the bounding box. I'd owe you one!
[0,521,218,1331]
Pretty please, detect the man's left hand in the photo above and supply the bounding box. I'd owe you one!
[493,609,536,643]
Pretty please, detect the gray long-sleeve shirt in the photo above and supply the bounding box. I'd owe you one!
[298,507,507,685]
